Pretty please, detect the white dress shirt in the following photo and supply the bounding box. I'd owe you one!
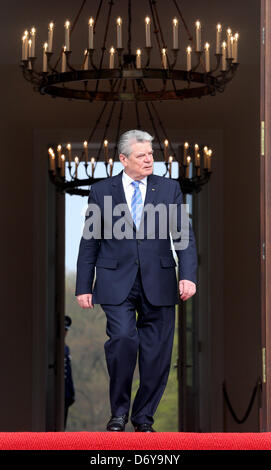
[122,171,147,213]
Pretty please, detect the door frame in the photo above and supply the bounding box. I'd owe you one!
[260,0,271,431]
[32,130,65,431]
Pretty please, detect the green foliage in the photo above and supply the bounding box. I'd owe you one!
[65,271,178,431]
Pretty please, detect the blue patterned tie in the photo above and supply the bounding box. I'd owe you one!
[131,181,143,230]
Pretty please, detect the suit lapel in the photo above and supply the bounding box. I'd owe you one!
[143,173,159,208]
[111,170,134,230]
[139,173,159,234]
[111,170,160,234]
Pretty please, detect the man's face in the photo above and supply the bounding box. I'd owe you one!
[119,140,154,180]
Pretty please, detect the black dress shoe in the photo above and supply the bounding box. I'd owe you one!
[134,423,156,432]
[106,414,128,432]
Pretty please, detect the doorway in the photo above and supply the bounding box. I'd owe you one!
[64,158,179,431]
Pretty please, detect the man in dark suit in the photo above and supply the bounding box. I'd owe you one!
[75,130,197,432]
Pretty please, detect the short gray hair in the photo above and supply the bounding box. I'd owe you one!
[118,130,154,157]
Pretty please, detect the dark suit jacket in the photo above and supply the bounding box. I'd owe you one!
[75,170,198,306]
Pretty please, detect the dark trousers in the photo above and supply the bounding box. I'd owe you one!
[101,269,176,426]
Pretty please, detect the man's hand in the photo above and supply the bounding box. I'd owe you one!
[76,293,94,309]
[179,280,196,301]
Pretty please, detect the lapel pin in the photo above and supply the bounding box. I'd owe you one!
[152,188,156,191]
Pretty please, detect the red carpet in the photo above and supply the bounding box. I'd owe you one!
[0,432,270,450]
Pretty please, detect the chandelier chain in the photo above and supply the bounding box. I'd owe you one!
[53,0,87,70]
[149,102,176,159]
[113,101,125,160]
[86,102,108,144]
[172,0,205,70]
[93,0,104,34]
[85,77,121,149]
[70,0,88,34]
[128,0,132,56]
[143,99,164,158]
[132,79,141,130]
[95,0,115,95]
[96,77,123,170]
[149,0,177,93]
[148,1,162,57]
[136,77,176,160]
[151,1,167,49]
[172,0,194,44]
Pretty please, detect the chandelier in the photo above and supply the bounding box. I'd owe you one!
[47,140,213,196]
[20,0,239,195]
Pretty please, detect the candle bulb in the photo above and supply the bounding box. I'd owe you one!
[164,139,169,162]
[168,155,173,178]
[48,22,54,52]
[145,17,151,47]
[195,152,200,168]
[65,20,70,51]
[162,48,167,69]
[203,146,208,168]
[84,49,89,70]
[60,154,65,177]
[23,30,29,60]
[61,46,67,72]
[205,42,210,72]
[116,17,122,48]
[48,148,55,172]
[195,152,201,173]
[184,142,189,165]
[216,24,222,54]
[50,154,56,173]
[136,49,141,69]
[227,28,232,58]
[27,48,32,70]
[222,41,227,71]
[74,156,79,178]
[109,47,115,69]
[186,156,191,178]
[207,149,212,171]
[28,39,32,59]
[104,139,109,161]
[195,20,201,51]
[186,46,192,71]
[84,141,88,162]
[194,144,199,163]
[66,143,72,164]
[91,157,95,176]
[230,35,234,59]
[109,158,113,177]
[57,144,62,168]
[43,42,48,72]
[173,18,179,49]
[30,27,36,57]
[22,34,27,60]
[233,33,239,62]
[88,17,94,49]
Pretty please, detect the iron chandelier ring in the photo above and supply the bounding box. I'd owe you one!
[36,66,238,102]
